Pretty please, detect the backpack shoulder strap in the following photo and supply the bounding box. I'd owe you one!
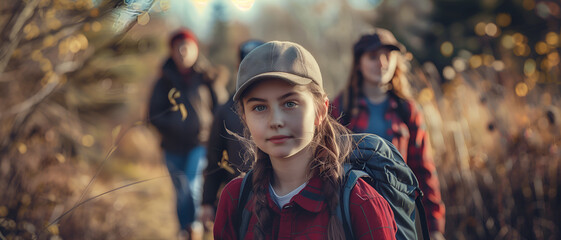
[339,169,369,240]
[415,190,431,240]
[236,170,253,240]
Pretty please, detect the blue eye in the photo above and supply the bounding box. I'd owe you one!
[285,101,297,108]
[253,105,267,112]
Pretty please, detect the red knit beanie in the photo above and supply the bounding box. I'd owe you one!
[169,28,198,49]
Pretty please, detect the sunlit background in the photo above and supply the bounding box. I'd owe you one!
[1,0,560,239]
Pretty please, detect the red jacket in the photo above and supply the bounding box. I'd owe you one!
[214,175,397,240]
[331,94,446,233]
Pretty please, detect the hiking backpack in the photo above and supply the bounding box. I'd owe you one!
[236,133,430,240]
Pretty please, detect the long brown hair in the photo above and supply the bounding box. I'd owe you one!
[342,49,413,121]
[235,82,353,240]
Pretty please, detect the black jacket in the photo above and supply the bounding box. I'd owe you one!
[202,98,251,206]
[148,58,221,154]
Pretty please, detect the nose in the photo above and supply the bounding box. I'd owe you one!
[269,107,285,129]
[378,53,388,68]
[179,45,188,57]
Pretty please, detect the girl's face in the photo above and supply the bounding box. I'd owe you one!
[171,39,198,69]
[242,78,323,161]
[358,48,394,86]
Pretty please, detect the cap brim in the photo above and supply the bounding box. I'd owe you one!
[233,72,313,101]
[365,44,402,53]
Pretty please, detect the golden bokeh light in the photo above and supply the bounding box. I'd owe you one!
[501,35,515,49]
[483,54,495,66]
[443,66,456,80]
[17,143,27,154]
[485,23,498,37]
[453,58,467,72]
[55,153,66,163]
[514,44,530,56]
[547,51,560,65]
[40,59,53,72]
[469,55,483,69]
[137,12,150,25]
[524,59,536,76]
[496,13,511,27]
[232,0,255,11]
[526,71,539,87]
[24,23,40,40]
[69,37,81,53]
[418,88,434,103]
[492,60,505,71]
[43,35,56,47]
[90,8,99,17]
[193,0,210,5]
[160,0,171,11]
[47,224,59,235]
[92,21,102,32]
[440,41,454,57]
[512,33,525,44]
[535,41,548,55]
[515,82,529,97]
[545,32,559,46]
[81,135,95,147]
[193,0,210,11]
[83,22,91,32]
[475,22,486,36]
[76,34,89,50]
[31,50,43,61]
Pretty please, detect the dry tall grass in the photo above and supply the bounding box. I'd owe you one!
[415,59,560,239]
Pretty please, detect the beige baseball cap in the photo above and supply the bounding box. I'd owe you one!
[233,41,323,101]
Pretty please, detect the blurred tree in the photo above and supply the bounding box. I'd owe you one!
[0,0,156,239]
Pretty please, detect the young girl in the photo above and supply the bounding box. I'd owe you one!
[213,41,397,239]
[331,28,446,239]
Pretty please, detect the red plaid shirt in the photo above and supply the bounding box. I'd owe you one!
[214,175,397,240]
[331,94,446,234]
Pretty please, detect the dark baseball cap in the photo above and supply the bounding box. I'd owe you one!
[353,28,405,58]
[233,41,322,101]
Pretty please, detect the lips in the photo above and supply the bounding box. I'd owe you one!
[267,135,291,144]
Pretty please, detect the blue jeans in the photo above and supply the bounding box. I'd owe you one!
[164,146,207,229]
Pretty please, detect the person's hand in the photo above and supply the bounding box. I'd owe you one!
[430,231,446,240]
[199,204,215,231]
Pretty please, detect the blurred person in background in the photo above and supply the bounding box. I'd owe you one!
[331,28,446,240]
[200,40,265,230]
[148,28,228,240]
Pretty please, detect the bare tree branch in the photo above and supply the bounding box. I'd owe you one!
[0,75,60,156]
[0,0,40,73]
[0,77,59,119]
